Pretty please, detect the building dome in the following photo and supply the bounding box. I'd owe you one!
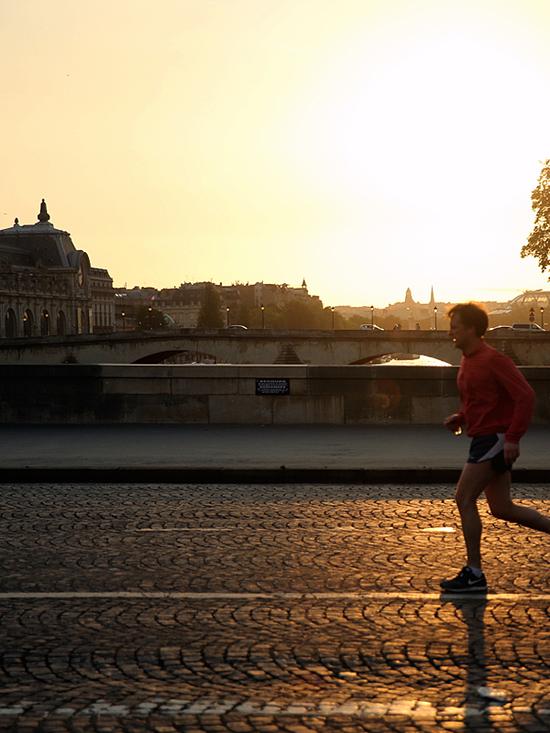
[0,199,77,268]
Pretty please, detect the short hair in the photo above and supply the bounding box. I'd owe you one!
[448,302,488,337]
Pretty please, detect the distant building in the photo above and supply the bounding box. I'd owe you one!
[90,268,115,333]
[113,286,160,330]
[254,281,321,309]
[0,200,114,337]
[128,280,324,329]
[507,290,550,311]
[384,286,443,328]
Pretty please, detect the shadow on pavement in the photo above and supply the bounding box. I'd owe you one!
[443,596,503,731]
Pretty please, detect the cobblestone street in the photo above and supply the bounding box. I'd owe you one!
[0,483,548,732]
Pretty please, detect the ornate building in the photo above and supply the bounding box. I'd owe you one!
[0,200,114,337]
[384,286,441,328]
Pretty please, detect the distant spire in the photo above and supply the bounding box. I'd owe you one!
[429,285,435,305]
[14,217,19,226]
[405,287,413,304]
[37,198,50,223]
[302,277,307,289]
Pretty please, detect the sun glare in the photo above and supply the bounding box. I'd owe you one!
[1,0,550,305]
[285,24,543,206]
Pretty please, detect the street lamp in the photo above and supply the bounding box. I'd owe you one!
[370,305,374,328]
[261,303,265,329]
[121,311,126,331]
[331,306,335,329]
[226,306,230,328]
[541,306,545,329]
[433,306,438,330]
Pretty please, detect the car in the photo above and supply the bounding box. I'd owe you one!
[511,323,545,331]
[487,325,513,333]
[227,324,248,330]
[359,323,384,331]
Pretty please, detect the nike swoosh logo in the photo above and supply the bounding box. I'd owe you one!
[468,578,483,585]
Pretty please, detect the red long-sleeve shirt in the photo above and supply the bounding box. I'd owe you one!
[456,341,535,444]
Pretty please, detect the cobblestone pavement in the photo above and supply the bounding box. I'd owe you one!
[0,483,548,732]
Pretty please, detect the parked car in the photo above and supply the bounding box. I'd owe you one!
[227,324,248,330]
[487,325,513,333]
[511,323,545,331]
[359,324,384,331]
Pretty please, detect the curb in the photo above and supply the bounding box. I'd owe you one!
[0,468,548,483]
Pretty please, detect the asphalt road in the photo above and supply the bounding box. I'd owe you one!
[0,483,548,732]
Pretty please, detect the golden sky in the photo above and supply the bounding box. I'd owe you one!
[1,0,550,306]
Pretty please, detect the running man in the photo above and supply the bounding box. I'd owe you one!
[440,302,550,592]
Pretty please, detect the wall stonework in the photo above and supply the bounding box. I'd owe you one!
[0,364,548,425]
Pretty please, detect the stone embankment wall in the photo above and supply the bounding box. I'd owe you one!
[0,364,549,424]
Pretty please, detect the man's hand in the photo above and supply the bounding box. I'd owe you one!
[504,442,520,466]
[444,413,463,432]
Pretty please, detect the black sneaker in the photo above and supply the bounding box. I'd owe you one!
[440,566,488,593]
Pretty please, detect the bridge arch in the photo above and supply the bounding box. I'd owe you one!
[349,352,452,366]
[133,349,219,364]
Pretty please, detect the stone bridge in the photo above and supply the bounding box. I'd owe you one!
[0,328,549,365]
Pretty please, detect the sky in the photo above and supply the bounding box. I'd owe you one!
[1,0,549,307]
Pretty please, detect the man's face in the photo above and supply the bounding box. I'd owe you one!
[449,313,475,350]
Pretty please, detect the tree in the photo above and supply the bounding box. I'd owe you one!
[521,159,550,274]
[197,284,224,328]
[322,306,347,329]
[236,285,258,327]
[278,299,325,329]
[135,305,165,331]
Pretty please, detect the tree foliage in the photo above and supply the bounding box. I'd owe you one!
[521,159,550,274]
[135,305,165,331]
[197,284,224,328]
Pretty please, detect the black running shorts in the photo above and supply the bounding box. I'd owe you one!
[467,433,510,474]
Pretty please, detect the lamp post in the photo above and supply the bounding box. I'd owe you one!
[226,306,230,328]
[433,306,438,330]
[121,311,126,331]
[541,306,545,329]
[370,305,374,328]
[261,304,265,329]
[331,306,335,330]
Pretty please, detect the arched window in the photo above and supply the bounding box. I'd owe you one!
[57,310,66,336]
[4,308,17,338]
[23,309,34,337]
[40,309,50,336]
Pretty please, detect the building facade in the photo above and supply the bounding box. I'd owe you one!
[0,200,114,337]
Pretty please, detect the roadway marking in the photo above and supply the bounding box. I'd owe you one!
[0,591,548,601]
[0,698,548,719]
[133,526,456,533]
[135,528,234,532]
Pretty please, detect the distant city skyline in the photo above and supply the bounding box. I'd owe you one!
[117,279,548,312]
[1,0,550,306]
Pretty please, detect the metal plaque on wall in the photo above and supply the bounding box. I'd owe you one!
[255,378,290,395]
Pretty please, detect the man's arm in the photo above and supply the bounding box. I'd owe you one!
[443,409,465,431]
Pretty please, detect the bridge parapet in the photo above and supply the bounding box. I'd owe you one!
[1,329,549,365]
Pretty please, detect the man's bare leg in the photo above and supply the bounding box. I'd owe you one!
[455,462,495,569]
[485,472,550,533]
